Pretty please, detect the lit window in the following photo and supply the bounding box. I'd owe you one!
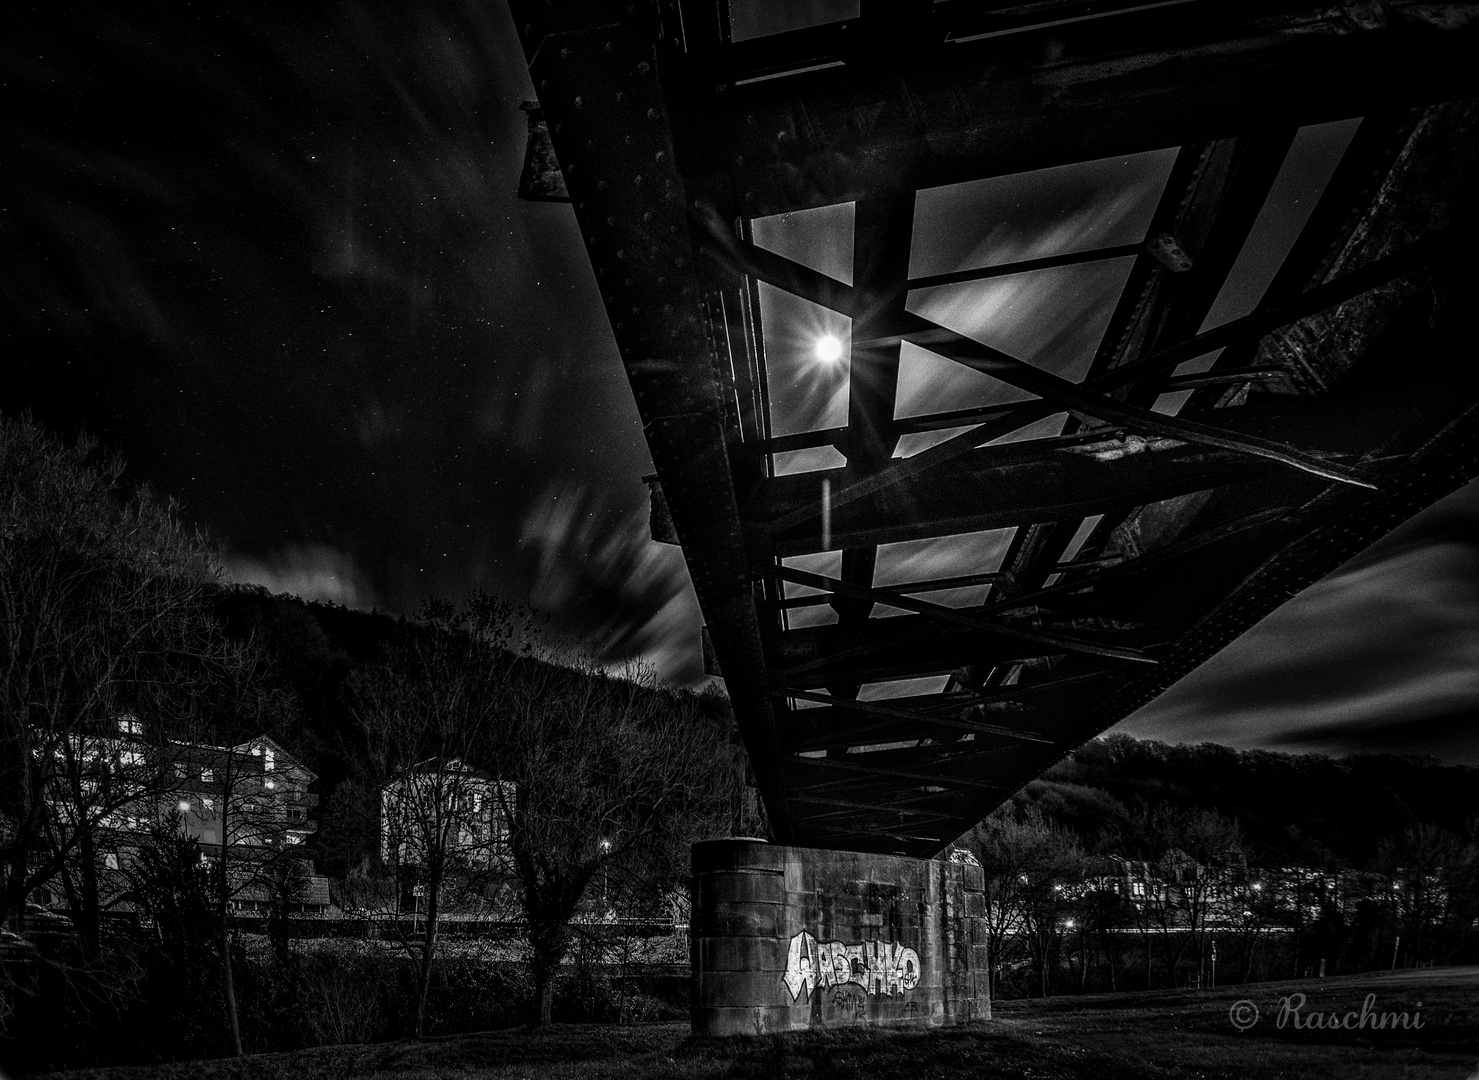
[264,748,275,772]
[202,797,215,811]
[201,767,214,783]
[117,715,142,736]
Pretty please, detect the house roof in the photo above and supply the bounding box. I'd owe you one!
[382,757,506,784]
[228,734,317,782]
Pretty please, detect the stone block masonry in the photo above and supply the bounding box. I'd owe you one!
[690,839,990,1035]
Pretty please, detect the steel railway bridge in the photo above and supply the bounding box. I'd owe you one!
[509,1,1479,857]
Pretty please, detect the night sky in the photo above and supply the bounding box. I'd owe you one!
[4,3,1477,764]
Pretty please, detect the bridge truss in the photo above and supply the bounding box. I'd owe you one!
[509,0,1479,856]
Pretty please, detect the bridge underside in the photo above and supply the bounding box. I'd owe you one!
[509,1,1479,856]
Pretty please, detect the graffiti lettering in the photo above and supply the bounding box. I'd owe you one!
[782,931,921,1001]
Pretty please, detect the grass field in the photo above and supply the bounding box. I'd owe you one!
[46,965,1479,1079]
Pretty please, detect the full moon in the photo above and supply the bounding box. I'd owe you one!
[814,334,842,363]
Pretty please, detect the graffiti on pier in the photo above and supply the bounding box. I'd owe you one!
[782,930,921,1001]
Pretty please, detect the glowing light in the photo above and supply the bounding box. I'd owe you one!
[814,334,842,363]
[177,800,191,813]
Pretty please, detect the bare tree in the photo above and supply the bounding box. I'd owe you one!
[347,594,514,1039]
[1225,871,1279,983]
[1073,859,1135,992]
[187,710,313,1055]
[0,416,313,1056]
[1011,811,1083,997]
[968,816,1030,996]
[121,821,221,1054]
[0,415,225,957]
[1171,810,1242,987]
[348,593,739,1029]
[1383,822,1467,966]
[1110,805,1241,987]
[969,810,1089,996]
[486,656,738,1026]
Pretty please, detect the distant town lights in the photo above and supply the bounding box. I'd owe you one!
[814,334,842,364]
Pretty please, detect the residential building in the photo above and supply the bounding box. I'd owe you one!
[48,719,330,916]
[379,758,514,871]
[172,734,318,852]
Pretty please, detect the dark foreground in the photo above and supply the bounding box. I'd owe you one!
[46,966,1479,1079]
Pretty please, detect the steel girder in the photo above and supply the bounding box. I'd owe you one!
[507,0,1479,856]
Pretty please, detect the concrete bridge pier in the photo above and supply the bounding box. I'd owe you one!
[690,838,990,1035]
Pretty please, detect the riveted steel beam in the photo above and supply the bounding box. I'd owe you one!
[510,0,1479,857]
[671,2,1479,218]
[509,10,795,835]
[758,417,1308,556]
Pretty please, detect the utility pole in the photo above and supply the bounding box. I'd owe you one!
[599,837,612,912]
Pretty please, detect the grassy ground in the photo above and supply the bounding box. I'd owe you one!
[45,965,1479,1079]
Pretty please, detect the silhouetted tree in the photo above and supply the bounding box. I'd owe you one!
[347,593,517,1039]
[1382,822,1470,966]
[123,823,224,1058]
[120,634,309,1057]
[968,817,1030,995]
[972,809,1083,997]
[485,656,738,1026]
[0,416,226,955]
[1,416,317,1056]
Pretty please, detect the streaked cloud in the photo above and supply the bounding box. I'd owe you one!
[518,480,701,684]
[226,543,379,611]
[1118,482,1479,765]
